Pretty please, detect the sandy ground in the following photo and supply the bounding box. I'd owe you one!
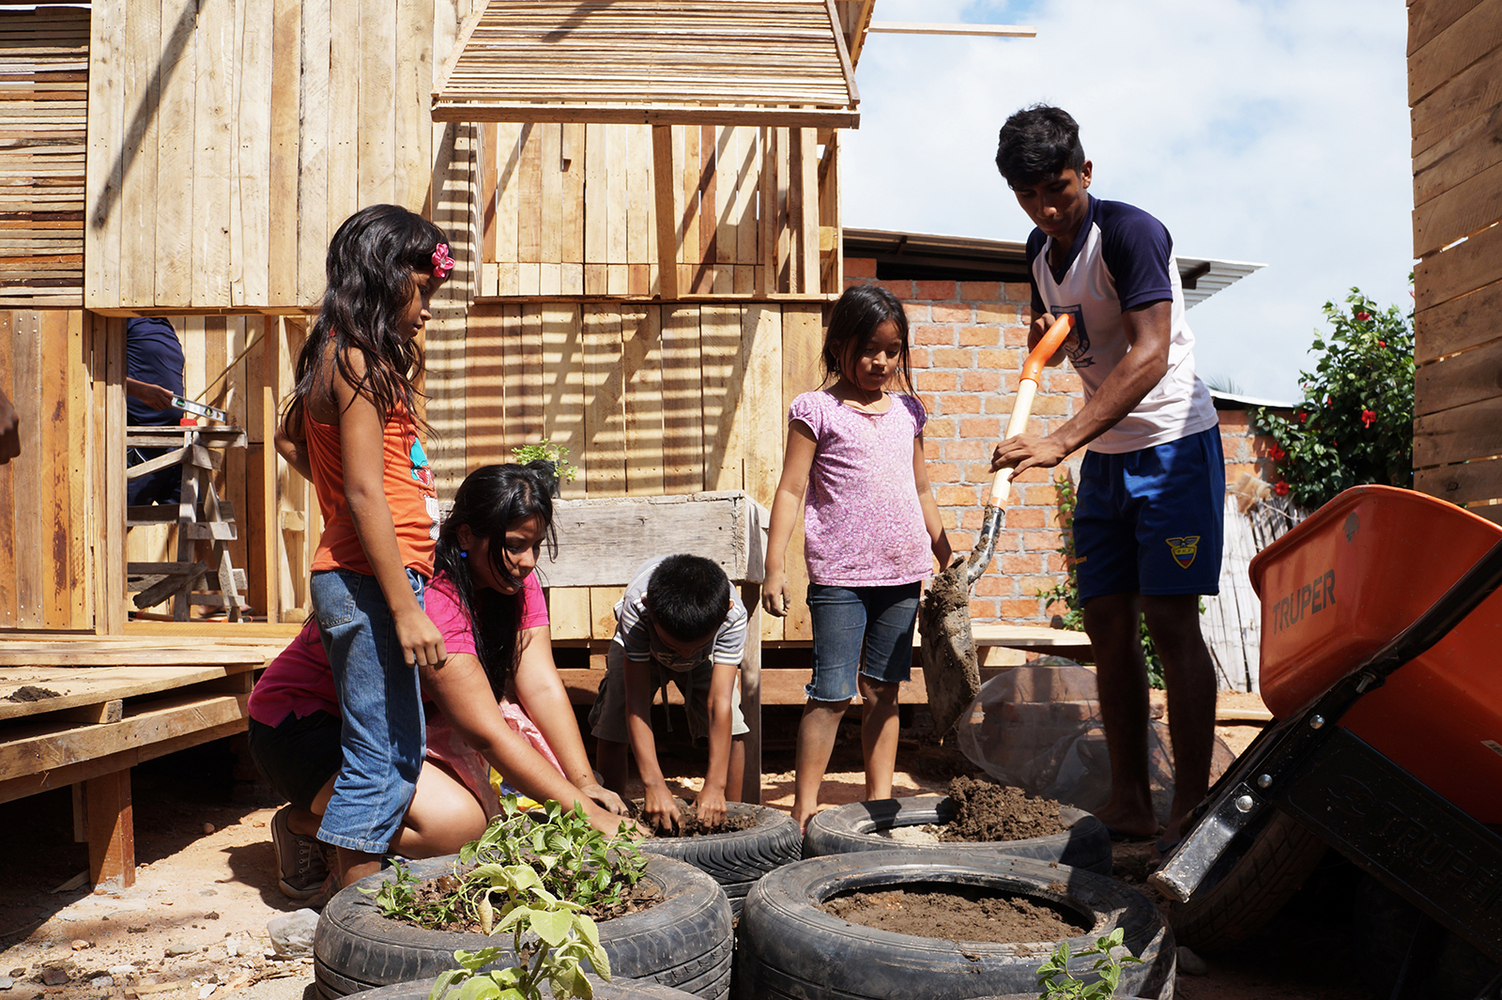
[0,692,1375,1000]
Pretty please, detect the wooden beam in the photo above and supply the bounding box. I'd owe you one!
[866,21,1036,37]
[85,768,133,886]
[432,104,859,129]
[651,125,679,300]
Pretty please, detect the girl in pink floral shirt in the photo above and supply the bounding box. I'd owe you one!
[763,285,952,831]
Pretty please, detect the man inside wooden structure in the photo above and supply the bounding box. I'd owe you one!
[124,317,187,506]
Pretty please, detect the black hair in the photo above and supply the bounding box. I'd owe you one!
[432,462,558,700]
[821,283,918,400]
[285,204,448,435]
[994,105,1086,188]
[646,554,732,643]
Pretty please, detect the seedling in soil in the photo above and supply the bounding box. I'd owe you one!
[369,796,645,931]
[1034,928,1144,999]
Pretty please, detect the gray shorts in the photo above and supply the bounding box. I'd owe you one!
[588,643,749,747]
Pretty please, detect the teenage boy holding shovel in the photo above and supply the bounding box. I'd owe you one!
[989,105,1225,847]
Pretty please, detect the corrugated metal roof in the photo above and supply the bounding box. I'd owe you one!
[843,227,1264,308]
[433,1,859,127]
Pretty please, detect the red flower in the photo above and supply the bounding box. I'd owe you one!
[1297,411,1307,423]
[1361,408,1377,428]
[1356,311,1371,321]
[1377,340,1386,348]
[1274,481,1290,496]
[1268,444,1286,461]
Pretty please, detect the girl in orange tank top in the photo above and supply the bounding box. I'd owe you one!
[273,204,458,889]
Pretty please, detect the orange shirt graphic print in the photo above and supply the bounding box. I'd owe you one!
[1166,536,1200,569]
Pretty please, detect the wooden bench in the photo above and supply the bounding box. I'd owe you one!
[0,635,290,886]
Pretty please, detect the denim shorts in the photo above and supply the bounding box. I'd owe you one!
[1074,427,1226,603]
[588,643,749,748]
[311,566,426,854]
[805,581,921,703]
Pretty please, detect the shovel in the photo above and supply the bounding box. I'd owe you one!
[920,314,1076,737]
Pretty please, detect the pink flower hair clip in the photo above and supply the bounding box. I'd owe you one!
[430,242,455,279]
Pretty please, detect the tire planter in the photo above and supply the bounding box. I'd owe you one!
[735,850,1175,1000]
[1167,808,1327,952]
[314,854,732,1000]
[802,796,1113,876]
[348,974,699,1000]
[638,803,802,915]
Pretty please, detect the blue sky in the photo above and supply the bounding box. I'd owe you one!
[842,0,1414,402]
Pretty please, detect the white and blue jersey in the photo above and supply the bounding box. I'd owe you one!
[1026,196,1218,454]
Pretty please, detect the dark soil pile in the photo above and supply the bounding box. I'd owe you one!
[941,776,1067,842]
[917,563,980,736]
[632,798,758,837]
[392,870,663,933]
[819,884,1086,943]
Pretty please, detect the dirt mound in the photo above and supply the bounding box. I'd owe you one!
[940,777,1066,842]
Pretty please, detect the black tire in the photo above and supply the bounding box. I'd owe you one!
[802,796,1113,875]
[349,974,700,999]
[1167,808,1327,952]
[314,854,732,1000]
[638,803,802,915]
[734,850,1175,1000]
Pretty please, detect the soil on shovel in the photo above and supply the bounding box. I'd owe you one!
[818,881,1087,944]
[917,563,980,737]
[389,869,664,933]
[876,777,1067,844]
[631,798,758,837]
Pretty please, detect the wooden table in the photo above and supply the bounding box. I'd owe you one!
[0,636,288,886]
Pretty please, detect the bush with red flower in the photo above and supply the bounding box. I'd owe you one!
[1255,287,1414,510]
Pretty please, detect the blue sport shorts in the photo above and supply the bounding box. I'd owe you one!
[1073,427,1225,604]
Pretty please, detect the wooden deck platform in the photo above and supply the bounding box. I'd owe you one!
[0,636,289,887]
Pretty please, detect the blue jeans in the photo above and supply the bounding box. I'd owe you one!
[805,582,921,703]
[311,567,426,854]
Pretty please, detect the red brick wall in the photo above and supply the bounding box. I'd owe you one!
[845,258,1283,626]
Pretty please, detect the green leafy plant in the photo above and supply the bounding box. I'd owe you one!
[426,862,609,1000]
[1038,473,1167,689]
[1035,928,1143,999]
[511,439,578,484]
[1253,287,1415,511]
[371,798,645,930]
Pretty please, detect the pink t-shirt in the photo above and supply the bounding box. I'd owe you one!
[248,570,550,727]
[790,389,933,587]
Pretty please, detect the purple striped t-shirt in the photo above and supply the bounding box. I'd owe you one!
[790,389,933,587]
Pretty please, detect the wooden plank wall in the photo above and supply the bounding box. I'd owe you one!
[461,300,823,644]
[0,8,88,307]
[0,309,92,629]
[1409,0,1502,523]
[471,124,833,299]
[85,0,461,312]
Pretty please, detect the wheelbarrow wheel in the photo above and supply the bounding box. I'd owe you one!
[1168,808,1327,952]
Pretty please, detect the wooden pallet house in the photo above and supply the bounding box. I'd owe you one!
[0,0,873,883]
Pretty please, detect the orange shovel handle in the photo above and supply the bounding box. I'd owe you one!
[1020,313,1074,384]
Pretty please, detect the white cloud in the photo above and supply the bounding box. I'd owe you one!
[843,0,1413,400]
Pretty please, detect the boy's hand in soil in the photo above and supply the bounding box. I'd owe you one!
[693,783,727,828]
[642,781,682,833]
[582,781,629,816]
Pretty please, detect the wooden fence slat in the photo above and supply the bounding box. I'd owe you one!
[460,303,505,468]
[626,124,651,295]
[1410,0,1488,55]
[1412,96,1502,207]
[1407,0,1502,104]
[1414,394,1502,467]
[581,305,626,496]
[154,0,195,307]
[606,125,629,293]
[39,311,69,627]
[1410,41,1502,154]
[192,0,232,307]
[1416,213,1502,309]
[86,0,125,306]
[327,0,359,238]
[744,303,782,641]
[357,0,397,207]
[395,0,431,212]
[701,303,744,491]
[65,309,88,625]
[0,313,16,626]
[780,302,823,641]
[267,0,300,305]
[1412,153,1502,258]
[506,304,543,451]
[297,0,330,307]
[660,305,703,495]
[13,311,41,626]
[1415,334,1502,415]
[234,0,274,308]
[1416,452,1502,505]
[1415,274,1502,363]
[622,305,664,495]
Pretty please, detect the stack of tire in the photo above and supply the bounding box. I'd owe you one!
[313,854,733,1000]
